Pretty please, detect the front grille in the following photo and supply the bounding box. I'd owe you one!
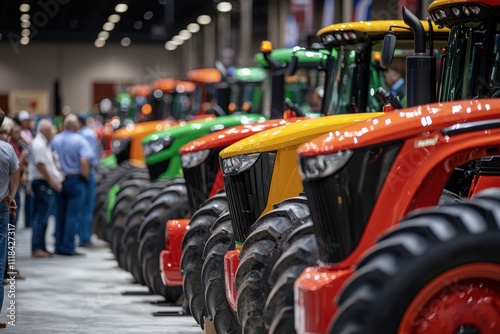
[303,141,402,264]
[147,159,170,180]
[224,152,276,242]
[115,142,131,164]
[183,148,222,211]
[479,155,500,176]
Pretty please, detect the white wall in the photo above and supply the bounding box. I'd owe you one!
[0,42,180,115]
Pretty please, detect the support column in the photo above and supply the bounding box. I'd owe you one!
[278,0,289,48]
[267,0,278,46]
[239,0,253,66]
[218,12,231,64]
[203,20,216,68]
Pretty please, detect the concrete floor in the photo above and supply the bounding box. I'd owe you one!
[0,216,202,333]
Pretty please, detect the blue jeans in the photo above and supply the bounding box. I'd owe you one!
[0,202,9,312]
[31,180,56,252]
[78,171,95,245]
[55,176,86,255]
[23,189,33,228]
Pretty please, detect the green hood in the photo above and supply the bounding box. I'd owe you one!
[142,113,267,179]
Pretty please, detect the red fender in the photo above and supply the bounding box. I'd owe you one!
[224,249,240,311]
[295,265,352,334]
[160,219,190,286]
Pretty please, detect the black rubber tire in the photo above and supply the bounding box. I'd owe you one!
[137,178,187,242]
[109,179,148,254]
[123,180,186,284]
[264,222,318,334]
[93,162,148,242]
[93,162,136,241]
[201,211,240,334]
[140,230,184,302]
[181,193,228,327]
[330,188,500,334]
[138,180,189,297]
[235,196,311,334]
[119,181,168,273]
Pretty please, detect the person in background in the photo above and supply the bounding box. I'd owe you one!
[8,124,29,227]
[51,114,93,256]
[16,110,34,229]
[382,66,406,106]
[77,114,101,247]
[0,109,20,328]
[28,119,63,258]
[0,120,27,281]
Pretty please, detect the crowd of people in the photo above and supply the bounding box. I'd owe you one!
[0,109,102,327]
[0,110,101,256]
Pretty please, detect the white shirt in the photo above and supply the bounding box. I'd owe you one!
[28,132,64,183]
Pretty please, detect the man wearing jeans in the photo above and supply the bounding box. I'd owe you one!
[0,109,20,328]
[51,114,93,256]
[77,115,101,247]
[28,119,63,258]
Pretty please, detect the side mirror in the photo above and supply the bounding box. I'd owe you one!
[287,55,299,76]
[380,32,396,69]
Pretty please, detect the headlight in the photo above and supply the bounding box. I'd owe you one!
[299,150,353,180]
[112,137,131,155]
[142,136,173,156]
[221,153,261,175]
[181,149,210,168]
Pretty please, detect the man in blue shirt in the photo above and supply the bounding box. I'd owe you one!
[383,66,406,107]
[51,114,94,256]
[77,115,101,247]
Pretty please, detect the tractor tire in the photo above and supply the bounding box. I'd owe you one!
[140,230,183,302]
[123,180,184,284]
[264,222,318,334]
[138,180,189,297]
[118,181,168,273]
[330,188,500,334]
[201,211,240,334]
[94,163,147,241]
[181,193,228,327]
[236,196,311,334]
[109,179,148,253]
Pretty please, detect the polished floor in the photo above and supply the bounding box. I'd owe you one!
[0,214,201,333]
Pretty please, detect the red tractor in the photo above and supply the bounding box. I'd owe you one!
[293,1,500,333]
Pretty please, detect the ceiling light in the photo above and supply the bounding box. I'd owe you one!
[134,21,143,30]
[21,21,31,28]
[115,4,128,13]
[172,35,184,45]
[95,39,106,48]
[20,36,30,45]
[165,41,177,50]
[217,2,232,12]
[108,14,120,23]
[20,14,30,21]
[197,15,211,25]
[21,29,30,37]
[121,37,131,47]
[103,22,115,31]
[98,31,110,40]
[179,30,192,40]
[187,23,200,33]
[144,11,153,20]
[19,4,30,12]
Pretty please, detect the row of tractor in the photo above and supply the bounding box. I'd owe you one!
[95,1,500,333]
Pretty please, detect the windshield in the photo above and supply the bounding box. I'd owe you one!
[325,43,382,114]
[440,21,500,101]
[229,82,263,113]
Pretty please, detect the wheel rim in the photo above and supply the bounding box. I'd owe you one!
[399,263,500,334]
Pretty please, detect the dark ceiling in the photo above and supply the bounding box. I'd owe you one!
[0,0,268,45]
